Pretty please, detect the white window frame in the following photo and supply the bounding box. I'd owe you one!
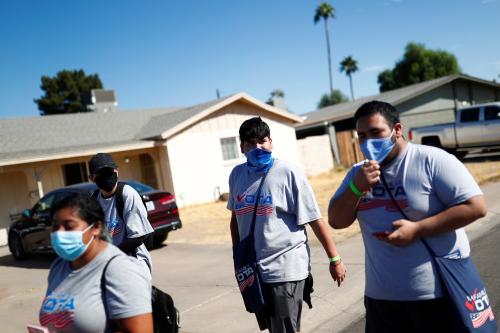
[220,136,240,161]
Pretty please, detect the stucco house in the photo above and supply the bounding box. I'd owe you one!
[0,93,303,245]
[296,74,500,167]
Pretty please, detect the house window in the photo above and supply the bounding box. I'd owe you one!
[62,162,88,186]
[220,137,239,161]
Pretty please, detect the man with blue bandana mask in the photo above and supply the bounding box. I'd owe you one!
[329,101,488,333]
[228,117,346,333]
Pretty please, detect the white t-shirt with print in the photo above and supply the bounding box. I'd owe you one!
[39,244,151,333]
[97,184,154,275]
[332,143,482,301]
[228,159,321,283]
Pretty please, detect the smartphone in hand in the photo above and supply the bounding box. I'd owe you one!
[372,231,392,238]
[27,324,49,333]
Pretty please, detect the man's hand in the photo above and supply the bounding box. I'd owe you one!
[354,160,381,192]
[329,261,347,287]
[381,219,421,246]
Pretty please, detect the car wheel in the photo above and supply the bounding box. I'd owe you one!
[9,233,28,260]
[153,232,168,248]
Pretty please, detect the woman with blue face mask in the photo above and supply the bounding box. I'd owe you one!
[38,194,153,333]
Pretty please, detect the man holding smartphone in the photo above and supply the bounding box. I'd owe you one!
[329,101,487,333]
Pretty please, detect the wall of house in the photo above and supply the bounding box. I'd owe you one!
[165,101,300,207]
[398,84,456,137]
[0,171,31,245]
[297,135,334,176]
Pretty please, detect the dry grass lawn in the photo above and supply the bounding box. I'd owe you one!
[169,159,500,245]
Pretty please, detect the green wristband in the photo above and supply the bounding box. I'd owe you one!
[329,255,342,264]
[349,181,363,197]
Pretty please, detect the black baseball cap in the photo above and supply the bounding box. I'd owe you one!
[89,153,117,174]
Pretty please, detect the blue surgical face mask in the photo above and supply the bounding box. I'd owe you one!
[245,148,273,173]
[360,129,395,163]
[51,224,95,261]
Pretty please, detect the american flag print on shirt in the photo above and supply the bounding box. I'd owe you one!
[39,293,75,330]
[235,192,273,217]
[106,219,123,237]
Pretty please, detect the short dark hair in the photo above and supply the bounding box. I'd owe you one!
[354,101,400,128]
[50,193,109,241]
[239,117,271,143]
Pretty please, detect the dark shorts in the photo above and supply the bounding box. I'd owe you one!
[256,279,306,333]
[364,296,468,333]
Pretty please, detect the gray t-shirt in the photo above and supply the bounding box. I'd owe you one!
[39,244,151,333]
[332,143,482,301]
[228,159,321,283]
[97,184,154,274]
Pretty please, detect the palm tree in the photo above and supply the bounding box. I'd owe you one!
[314,2,336,95]
[340,55,359,100]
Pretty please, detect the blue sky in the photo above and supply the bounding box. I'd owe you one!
[1,0,499,118]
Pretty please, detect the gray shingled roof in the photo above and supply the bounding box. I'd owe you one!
[0,94,249,165]
[297,74,500,129]
[137,95,236,139]
[0,107,180,163]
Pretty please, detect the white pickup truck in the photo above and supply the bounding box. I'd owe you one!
[409,102,500,157]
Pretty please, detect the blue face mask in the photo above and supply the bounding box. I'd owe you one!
[245,148,274,173]
[51,224,95,261]
[360,130,395,163]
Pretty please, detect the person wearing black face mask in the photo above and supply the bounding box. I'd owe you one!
[88,153,154,279]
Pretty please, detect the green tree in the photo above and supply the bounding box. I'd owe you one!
[339,55,359,100]
[317,89,349,108]
[35,69,103,116]
[314,2,336,95]
[378,42,460,92]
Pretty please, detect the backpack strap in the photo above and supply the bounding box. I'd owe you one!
[114,182,126,223]
[101,254,121,329]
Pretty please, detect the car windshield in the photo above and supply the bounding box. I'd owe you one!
[125,180,155,193]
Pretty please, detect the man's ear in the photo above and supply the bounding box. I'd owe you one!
[240,142,244,154]
[394,123,403,138]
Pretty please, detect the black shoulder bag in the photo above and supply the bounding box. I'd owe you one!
[380,173,497,332]
[101,255,180,333]
[232,170,270,313]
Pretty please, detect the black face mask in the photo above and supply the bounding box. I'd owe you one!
[95,170,118,192]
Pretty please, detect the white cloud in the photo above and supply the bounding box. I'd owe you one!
[481,0,497,4]
[363,65,387,73]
